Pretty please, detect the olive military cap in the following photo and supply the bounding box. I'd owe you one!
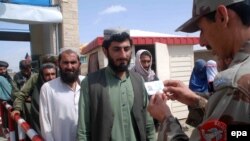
[176,0,250,33]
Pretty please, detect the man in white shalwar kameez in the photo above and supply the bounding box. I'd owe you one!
[39,49,85,141]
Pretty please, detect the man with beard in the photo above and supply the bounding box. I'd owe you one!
[39,49,85,141]
[13,59,34,90]
[11,63,57,134]
[0,61,12,101]
[0,61,18,129]
[12,60,35,128]
[77,29,155,141]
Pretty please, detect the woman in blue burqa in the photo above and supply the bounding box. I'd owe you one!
[186,59,209,127]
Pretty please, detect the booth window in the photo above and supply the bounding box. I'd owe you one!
[80,55,87,64]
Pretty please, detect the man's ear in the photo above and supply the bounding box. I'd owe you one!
[216,5,229,27]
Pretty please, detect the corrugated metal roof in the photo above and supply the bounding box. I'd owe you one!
[82,36,199,54]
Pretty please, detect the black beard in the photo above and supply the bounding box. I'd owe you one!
[59,68,79,84]
[21,72,31,79]
[0,73,12,83]
[107,52,131,72]
[0,73,8,78]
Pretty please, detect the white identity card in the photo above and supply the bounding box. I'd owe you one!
[144,80,164,95]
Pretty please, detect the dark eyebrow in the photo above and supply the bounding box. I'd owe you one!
[62,60,78,63]
[113,46,131,48]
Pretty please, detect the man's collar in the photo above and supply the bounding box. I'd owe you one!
[229,41,250,67]
[106,66,129,80]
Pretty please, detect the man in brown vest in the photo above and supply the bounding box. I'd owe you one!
[77,28,155,141]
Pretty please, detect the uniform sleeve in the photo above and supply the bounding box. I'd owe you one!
[39,84,54,141]
[13,74,38,111]
[77,77,90,141]
[144,86,156,141]
[157,116,189,141]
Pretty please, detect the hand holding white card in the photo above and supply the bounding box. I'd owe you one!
[144,80,164,95]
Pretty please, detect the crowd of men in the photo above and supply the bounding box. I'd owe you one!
[1,0,250,140]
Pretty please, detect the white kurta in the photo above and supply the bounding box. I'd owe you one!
[39,76,85,141]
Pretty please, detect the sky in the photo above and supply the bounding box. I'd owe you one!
[0,0,200,72]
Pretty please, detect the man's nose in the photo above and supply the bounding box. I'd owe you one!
[144,62,150,67]
[120,49,127,57]
[199,32,209,47]
[48,75,54,80]
[66,63,73,69]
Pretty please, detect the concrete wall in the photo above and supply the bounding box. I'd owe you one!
[29,24,58,57]
[167,45,194,119]
[168,45,194,85]
[28,0,80,68]
[60,0,80,49]
[155,42,170,80]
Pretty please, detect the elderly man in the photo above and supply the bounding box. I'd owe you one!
[39,49,85,141]
[11,63,57,134]
[147,0,250,141]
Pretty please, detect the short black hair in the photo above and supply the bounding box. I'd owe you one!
[102,32,133,49]
[19,60,31,70]
[41,54,58,65]
[204,2,250,26]
[40,63,57,70]
[227,2,250,26]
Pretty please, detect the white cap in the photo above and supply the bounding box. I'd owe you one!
[103,28,130,40]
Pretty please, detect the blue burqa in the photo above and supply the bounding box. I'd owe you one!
[189,59,208,93]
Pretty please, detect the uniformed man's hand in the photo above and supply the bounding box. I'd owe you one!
[163,80,200,107]
[147,93,172,123]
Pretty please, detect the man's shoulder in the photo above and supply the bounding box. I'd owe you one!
[49,77,61,84]
[13,71,22,78]
[214,58,250,91]
[15,71,22,75]
[129,70,143,80]
[42,77,60,88]
[31,72,39,77]
[0,76,9,83]
[30,73,39,80]
[0,75,5,80]
[87,68,106,80]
